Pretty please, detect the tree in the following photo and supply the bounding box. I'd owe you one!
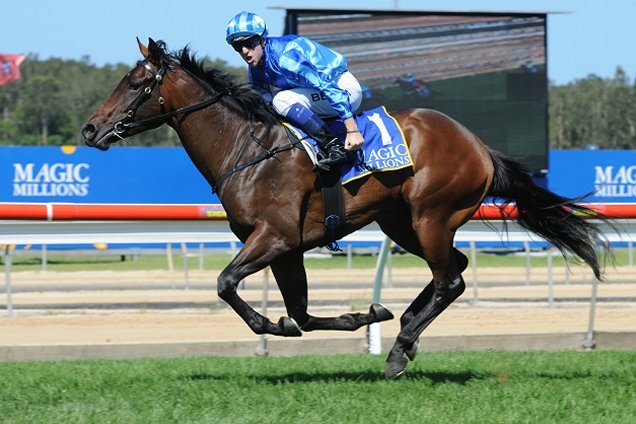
[604,67,636,148]
[0,81,21,142]
[14,74,64,145]
[0,55,246,147]
[548,67,636,149]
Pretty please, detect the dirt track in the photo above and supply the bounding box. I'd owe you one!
[1,266,636,347]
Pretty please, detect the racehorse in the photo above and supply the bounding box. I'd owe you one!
[82,39,609,379]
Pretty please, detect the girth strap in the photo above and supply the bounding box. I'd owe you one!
[320,168,345,251]
[281,124,347,249]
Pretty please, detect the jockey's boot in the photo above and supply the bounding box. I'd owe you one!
[313,126,350,171]
[282,102,351,171]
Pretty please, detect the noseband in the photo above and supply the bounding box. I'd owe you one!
[112,58,225,140]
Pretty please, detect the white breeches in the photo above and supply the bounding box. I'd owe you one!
[271,71,363,118]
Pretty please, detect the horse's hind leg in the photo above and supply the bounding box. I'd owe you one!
[378,214,468,356]
[269,252,394,332]
[383,220,467,379]
[399,248,468,345]
[397,248,468,360]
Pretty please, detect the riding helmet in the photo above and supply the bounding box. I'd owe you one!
[225,11,268,43]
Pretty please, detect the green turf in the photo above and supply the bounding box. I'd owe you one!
[0,351,634,423]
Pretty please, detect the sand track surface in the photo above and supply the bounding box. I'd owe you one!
[2,267,635,346]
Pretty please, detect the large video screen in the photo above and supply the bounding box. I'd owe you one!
[285,9,548,174]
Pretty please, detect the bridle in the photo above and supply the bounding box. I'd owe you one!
[108,55,301,193]
[111,58,225,140]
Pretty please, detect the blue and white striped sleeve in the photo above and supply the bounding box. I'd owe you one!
[278,43,352,120]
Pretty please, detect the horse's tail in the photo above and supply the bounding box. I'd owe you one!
[486,148,608,280]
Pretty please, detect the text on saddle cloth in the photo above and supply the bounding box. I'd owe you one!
[284,106,413,184]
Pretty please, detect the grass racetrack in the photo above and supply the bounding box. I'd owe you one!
[1,351,635,423]
[2,252,635,422]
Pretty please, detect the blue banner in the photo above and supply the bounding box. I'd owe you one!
[548,150,636,203]
[0,146,219,204]
[1,146,635,204]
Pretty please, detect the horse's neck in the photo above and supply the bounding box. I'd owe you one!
[165,70,278,198]
[172,110,230,183]
[170,97,257,197]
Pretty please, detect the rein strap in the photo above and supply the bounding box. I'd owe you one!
[213,129,301,192]
[123,91,226,131]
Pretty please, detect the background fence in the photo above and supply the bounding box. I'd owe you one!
[2,202,636,359]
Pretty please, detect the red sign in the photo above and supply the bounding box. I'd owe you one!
[0,53,26,86]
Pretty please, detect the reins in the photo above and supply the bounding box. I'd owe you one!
[122,91,226,132]
[115,55,303,193]
[213,126,302,193]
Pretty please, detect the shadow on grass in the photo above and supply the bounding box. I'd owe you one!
[182,369,484,385]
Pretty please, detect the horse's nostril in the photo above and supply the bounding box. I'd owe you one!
[81,124,96,140]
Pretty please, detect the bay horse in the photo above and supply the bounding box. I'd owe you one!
[82,39,608,379]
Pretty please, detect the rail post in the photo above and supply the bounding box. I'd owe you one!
[469,241,479,305]
[3,245,14,317]
[256,267,270,356]
[368,236,391,354]
[547,248,555,308]
[582,276,599,350]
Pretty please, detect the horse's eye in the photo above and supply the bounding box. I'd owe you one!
[128,81,142,91]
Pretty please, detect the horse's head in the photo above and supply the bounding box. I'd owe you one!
[82,38,171,150]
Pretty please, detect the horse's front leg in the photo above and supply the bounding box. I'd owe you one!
[217,226,301,337]
[270,252,394,332]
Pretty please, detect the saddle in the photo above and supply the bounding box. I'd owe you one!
[282,106,413,249]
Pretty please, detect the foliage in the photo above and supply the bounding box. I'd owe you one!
[0,351,634,423]
[0,54,246,146]
[549,67,636,149]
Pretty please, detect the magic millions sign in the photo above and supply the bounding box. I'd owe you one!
[0,146,219,204]
[548,150,636,203]
[594,165,636,198]
[13,162,90,197]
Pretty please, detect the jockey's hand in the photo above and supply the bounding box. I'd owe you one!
[343,117,363,151]
[345,131,364,151]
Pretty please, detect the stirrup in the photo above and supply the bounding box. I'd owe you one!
[317,150,348,170]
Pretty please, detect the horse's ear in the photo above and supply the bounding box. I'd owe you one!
[137,37,149,58]
[147,38,164,63]
[138,37,163,64]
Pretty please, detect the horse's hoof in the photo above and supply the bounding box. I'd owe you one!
[385,354,408,380]
[278,317,302,337]
[370,303,394,322]
[405,339,420,361]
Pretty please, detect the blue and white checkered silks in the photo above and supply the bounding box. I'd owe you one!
[225,11,268,43]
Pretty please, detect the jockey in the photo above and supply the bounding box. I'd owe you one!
[225,11,364,170]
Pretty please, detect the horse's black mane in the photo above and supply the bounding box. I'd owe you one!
[157,41,279,127]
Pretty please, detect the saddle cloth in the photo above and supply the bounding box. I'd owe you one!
[283,106,413,185]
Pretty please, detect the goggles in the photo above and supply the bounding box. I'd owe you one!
[231,36,262,53]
